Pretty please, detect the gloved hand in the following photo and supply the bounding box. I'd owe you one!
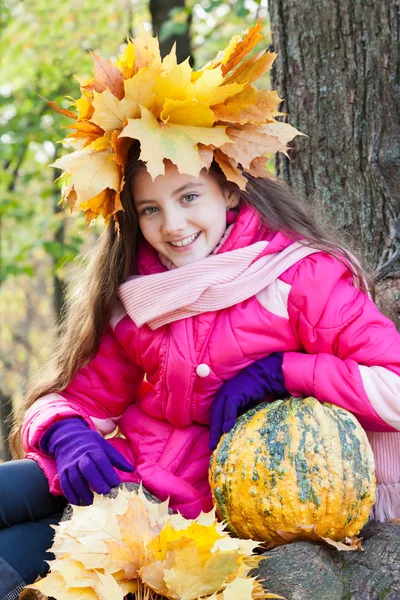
[209,352,287,451]
[40,417,134,505]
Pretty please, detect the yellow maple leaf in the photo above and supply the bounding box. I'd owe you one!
[85,132,112,152]
[133,25,161,70]
[161,543,243,600]
[123,66,157,112]
[152,61,244,118]
[50,496,124,571]
[27,571,98,600]
[79,188,117,225]
[105,493,164,578]
[116,39,135,79]
[120,107,231,179]
[161,99,216,127]
[190,66,244,105]
[51,149,119,204]
[91,89,137,132]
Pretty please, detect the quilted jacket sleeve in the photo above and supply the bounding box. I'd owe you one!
[282,253,400,432]
[22,324,145,454]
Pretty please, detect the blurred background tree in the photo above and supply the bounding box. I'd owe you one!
[1,0,398,461]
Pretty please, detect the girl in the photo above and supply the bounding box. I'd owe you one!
[3,24,400,599]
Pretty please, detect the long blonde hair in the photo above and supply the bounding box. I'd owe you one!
[9,150,373,458]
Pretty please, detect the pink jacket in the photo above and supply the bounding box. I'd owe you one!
[22,206,400,518]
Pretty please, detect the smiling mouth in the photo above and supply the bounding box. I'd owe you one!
[168,232,201,248]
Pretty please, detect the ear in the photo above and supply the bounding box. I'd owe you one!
[223,185,241,209]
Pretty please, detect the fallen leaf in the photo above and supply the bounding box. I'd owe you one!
[63,121,104,142]
[120,107,231,179]
[90,52,125,100]
[220,19,265,76]
[51,149,120,203]
[190,67,244,106]
[318,535,364,552]
[91,89,136,132]
[220,121,304,169]
[116,39,136,79]
[212,88,283,125]
[214,149,248,190]
[224,50,277,86]
[39,95,77,120]
[73,93,95,121]
[105,493,164,578]
[161,98,216,127]
[197,144,215,171]
[160,544,242,599]
[133,25,161,70]
[26,572,98,600]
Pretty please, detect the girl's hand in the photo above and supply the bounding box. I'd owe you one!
[208,353,287,451]
[40,417,134,505]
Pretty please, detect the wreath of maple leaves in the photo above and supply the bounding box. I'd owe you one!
[47,20,303,228]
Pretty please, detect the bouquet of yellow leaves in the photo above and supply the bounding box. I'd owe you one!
[47,19,303,226]
[24,485,282,600]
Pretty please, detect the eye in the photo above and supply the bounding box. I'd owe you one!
[141,206,159,216]
[182,193,198,203]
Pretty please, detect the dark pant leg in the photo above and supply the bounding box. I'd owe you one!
[0,512,64,587]
[0,459,67,598]
[0,459,66,527]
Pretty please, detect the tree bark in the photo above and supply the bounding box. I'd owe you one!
[255,521,400,600]
[149,0,192,64]
[269,0,400,314]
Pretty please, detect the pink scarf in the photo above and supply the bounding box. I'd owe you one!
[118,241,319,330]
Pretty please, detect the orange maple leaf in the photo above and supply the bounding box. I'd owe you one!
[221,19,265,76]
[89,52,125,100]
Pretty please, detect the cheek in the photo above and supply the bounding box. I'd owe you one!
[138,218,157,245]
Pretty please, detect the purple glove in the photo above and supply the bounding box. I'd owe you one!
[40,417,134,505]
[209,352,287,451]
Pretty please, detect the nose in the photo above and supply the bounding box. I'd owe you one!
[161,207,186,236]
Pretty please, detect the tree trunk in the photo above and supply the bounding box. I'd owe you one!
[149,0,192,64]
[255,521,400,600]
[269,0,400,315]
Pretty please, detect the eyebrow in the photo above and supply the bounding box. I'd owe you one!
[135,182,205,207]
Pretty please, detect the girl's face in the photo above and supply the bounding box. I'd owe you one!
[132,161,239,268]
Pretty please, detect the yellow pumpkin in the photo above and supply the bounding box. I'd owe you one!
[209,397,376,546]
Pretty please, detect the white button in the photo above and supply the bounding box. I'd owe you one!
[196,363,210,377]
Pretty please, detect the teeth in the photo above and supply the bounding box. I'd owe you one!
[170,233,199,247]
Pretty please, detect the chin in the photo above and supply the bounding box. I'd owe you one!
[173,252,208,267]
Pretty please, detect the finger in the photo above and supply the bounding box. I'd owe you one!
[208,422,223,451]
[59,471,80,506]
[79,455,114,495]
[90,455,122,490]
[223,397,239,427]
[209,391,227,423]
[104,443,135,473]
[66,468,94,506]
[222,418,236,434]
